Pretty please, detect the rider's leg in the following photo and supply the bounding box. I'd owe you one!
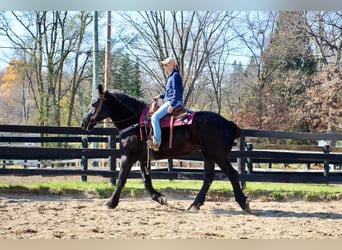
[151,101,170,147]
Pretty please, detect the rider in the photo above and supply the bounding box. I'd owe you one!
[149,57,184,151]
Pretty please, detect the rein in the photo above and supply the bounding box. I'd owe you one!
[113,111,141,125]
[118,123,139,135]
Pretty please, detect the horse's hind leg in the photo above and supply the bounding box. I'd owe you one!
[139,160,167,206]
[187,159,215,211]
[217,159,250,212]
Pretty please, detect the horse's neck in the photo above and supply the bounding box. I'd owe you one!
[110,104,145,129]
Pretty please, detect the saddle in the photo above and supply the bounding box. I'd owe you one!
[139,100,195,149]
[147,100,188,119]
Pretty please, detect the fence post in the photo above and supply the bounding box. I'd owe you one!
[237,134,246,189]
[246,143,253,174]
[168,159,173,172]
[81,137,88,182]
[323,145,330,177]
[108,135,116,185]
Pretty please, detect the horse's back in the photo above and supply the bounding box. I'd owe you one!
[191,111,240,147]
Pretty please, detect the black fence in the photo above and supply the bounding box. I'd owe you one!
[237,129,342,185]
[0,124,341,185]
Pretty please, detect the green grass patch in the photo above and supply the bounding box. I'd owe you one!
[0,179,341,202]
[244,182,342,201]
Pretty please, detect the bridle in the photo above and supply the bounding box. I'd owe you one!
[90,95,106,123]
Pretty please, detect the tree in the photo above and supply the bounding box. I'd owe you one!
[303,11,342,69]
[221,61,247,117]
[99,52,144,97]
[235,11,341,133]
[116,11,236,109]
[300,66,341,133]
[234,11,278,83]
[114,55,143,97]
[0,59,32,124]
[0,11,93,126]
[232,11,278,129]
[234,11,319,131]
[261,11,316,84]
[64,12,93,126]
[257,12,317,131]
[130,61,144,97]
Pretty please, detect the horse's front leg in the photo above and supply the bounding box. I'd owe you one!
[104,155,133,209]
[139,160,167,206]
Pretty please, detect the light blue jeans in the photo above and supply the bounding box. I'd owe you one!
[151,100,181,146]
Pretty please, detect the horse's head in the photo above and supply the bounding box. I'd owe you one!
[81,84,109,131]
[82,84,148,132]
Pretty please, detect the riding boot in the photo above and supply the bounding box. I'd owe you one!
[147,136,159,151]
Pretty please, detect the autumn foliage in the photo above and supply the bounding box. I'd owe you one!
[0,59,29,124]
[232,66,341,133]
[303,66,341,132]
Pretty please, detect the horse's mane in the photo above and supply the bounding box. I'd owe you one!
[105,89,147,114]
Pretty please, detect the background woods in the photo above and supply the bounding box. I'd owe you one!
[0,11,93,126]
[0,11,341,135]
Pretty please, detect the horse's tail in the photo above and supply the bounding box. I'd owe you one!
[230,121,241,139]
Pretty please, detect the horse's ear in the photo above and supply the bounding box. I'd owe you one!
[98,84,104,95]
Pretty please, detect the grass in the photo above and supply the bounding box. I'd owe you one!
[0,179,341,202]
[243,182,342,201]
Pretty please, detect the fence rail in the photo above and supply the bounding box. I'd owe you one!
[0,125,341,185]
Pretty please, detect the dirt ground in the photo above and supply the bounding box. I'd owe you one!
[0,176,341,239]
[0,192,341,239]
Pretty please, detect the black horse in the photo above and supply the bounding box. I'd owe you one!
[81,84,250,212]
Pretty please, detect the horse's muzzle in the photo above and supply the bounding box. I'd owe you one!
[81,120,93,131]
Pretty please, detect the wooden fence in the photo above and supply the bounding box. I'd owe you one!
[0,124,341,185]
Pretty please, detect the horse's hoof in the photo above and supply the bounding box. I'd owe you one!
[158,196,168,206]
[187,204,200,211]
[103,201,115,209]
[242,201,252,214]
